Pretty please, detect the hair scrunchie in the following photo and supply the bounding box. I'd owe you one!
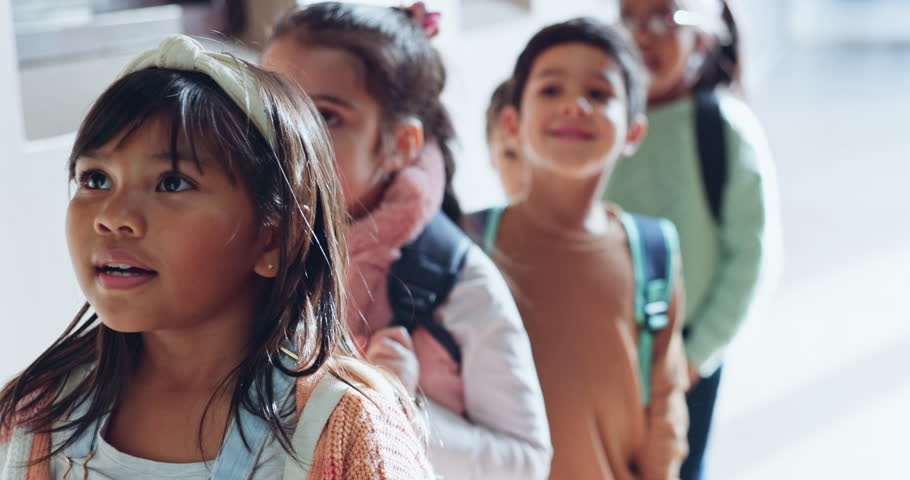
[399,2,442,38]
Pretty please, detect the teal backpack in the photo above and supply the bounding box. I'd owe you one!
[470,206,678,406]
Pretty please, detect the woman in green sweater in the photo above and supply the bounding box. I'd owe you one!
[609,1,779,479]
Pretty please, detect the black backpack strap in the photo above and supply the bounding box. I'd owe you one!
[694,88,729,223]
[621,213,679,406]
[387,212,472,365]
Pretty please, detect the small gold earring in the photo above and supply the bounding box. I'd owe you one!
[268,264,274,270]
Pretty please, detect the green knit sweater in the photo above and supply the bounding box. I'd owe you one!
[604,91,778,376]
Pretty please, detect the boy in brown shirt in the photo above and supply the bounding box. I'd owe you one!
[467,18,689,480]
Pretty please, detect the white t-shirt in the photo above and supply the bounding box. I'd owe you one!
[50,395,293,480]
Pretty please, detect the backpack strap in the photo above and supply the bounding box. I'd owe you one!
[387,212,472,365]
[283,375,352,479]
[621,213,679,406]
[211,351,298,480]
[694,88,729,223]
[482,206,506,255]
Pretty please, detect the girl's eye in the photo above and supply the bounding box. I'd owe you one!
[540,85,562,97]
[157,173,195,193]
[319,108,341,128]
[79,170,112,190]
[589,89,612,102]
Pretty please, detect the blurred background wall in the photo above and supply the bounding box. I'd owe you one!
[1,0,908,477]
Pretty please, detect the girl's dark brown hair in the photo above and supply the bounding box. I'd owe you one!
[0,63,355,459]
[693,0,742,91]
[268,1,462,222]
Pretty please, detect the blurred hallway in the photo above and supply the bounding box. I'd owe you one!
[709,43,910,479]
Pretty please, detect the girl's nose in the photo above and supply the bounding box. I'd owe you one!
[94,192,147,238]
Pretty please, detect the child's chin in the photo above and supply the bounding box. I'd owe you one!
[539,152,611,176]
[96,312,164,334]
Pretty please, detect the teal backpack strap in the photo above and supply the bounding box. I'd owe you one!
[621,213,679,406]
[482,206,506,255]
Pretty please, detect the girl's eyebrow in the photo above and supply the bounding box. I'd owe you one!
[313,94,355,110]
[76,150,207,169]
[78,150,108,161]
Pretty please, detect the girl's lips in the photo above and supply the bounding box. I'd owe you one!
[93,251,156,272]
[92,250,159,290]
[96,270,157,290]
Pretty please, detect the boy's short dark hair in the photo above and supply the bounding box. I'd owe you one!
[510,17,648,122]
[485,79,514,140]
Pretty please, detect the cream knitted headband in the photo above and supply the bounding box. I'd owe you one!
[118,34,276,147]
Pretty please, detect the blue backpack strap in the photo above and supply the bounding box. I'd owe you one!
[60,394,101,477]
[694,88,729,223]
[482,206,506,254]
[463,206,506,255]
[387,212,472,365]
[210,350,298,480]
[621,213,679,406]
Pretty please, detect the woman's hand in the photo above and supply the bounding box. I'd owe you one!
[365,326,420,397]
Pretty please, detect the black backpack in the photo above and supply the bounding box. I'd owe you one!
[387,212,472,364]
[694,88,729,223]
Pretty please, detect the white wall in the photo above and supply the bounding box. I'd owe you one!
[0,0,84,381]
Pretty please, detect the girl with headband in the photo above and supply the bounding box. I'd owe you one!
[0,35,434,479]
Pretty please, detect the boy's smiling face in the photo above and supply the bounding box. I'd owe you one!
[511,42,642,180]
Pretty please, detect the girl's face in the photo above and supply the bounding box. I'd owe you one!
[262,40,393,220]
[622,0,700,103]
[511,42,635,180]
[67,114,273,333]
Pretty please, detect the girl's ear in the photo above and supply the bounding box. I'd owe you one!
[622,113,648,157]
[387,118,425,171]
[501,105,520,137]
[253,227,280,278]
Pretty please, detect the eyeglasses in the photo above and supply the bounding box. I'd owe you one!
[621,9,697,36]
